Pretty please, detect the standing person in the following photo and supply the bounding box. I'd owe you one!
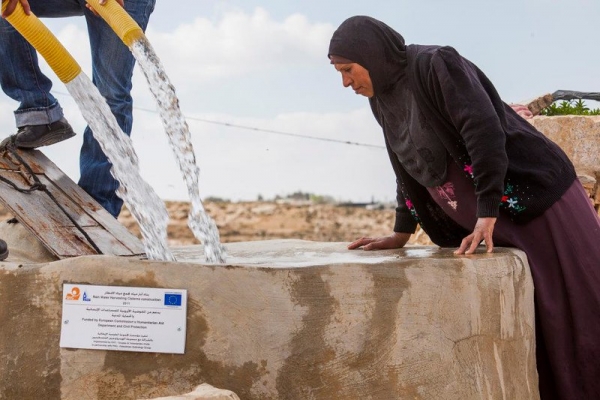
[329,15,600,400]
[0,0,155,217]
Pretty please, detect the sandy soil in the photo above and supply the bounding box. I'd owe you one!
[119,200,433,247]
[3,192,597,249]
[0,199,432,248]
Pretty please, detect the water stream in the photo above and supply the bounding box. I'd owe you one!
[67,73,174,261]
[131,37,226,263]
[64,34,225,262]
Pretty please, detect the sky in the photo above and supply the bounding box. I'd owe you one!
[0,0,598,203]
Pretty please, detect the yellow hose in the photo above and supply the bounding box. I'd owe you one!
[1,0,81,84]
[85,0,144,47]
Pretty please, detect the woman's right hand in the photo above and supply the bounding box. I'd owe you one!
[348,232,411,250]
[2,0,30,18]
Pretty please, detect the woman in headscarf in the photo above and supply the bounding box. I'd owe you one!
[329,15,600,400]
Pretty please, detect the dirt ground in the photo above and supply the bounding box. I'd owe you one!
[0,199,432,248]
[4,189,598,249]
[119,200,434,247]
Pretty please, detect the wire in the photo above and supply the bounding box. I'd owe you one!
[52,91,386,150]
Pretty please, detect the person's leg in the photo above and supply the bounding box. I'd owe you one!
[78,0,156,217]
[0,9,61,126]
[0,0,82,146]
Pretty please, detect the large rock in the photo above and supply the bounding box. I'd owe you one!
[530,115,600,174]
[531,115,600,214]
[0,221,538,399]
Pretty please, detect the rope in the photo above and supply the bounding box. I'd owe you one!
[0,140,103,255]
[0,175,45,193]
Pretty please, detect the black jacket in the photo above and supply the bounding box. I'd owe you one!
[370,45,577,247]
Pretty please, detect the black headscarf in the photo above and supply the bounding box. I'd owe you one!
[328,16,447,187]
[328,16,408,95]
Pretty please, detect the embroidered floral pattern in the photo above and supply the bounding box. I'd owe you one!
[500,182,526,213]
[435,182,458,211]
[399,183,421,223]
[460,164,527,215]
[463,164,474,178]
[405,198,419,220]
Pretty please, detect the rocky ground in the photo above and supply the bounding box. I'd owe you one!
[1,178,596,251]
[1,188,597,251]
[0,199,430,248]
[119,177,597,247]
[118,200,434,247]
[2,189,597,249]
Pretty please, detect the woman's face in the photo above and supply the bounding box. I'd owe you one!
[333,62,374,98]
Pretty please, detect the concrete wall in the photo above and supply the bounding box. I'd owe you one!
[0,220,539,399]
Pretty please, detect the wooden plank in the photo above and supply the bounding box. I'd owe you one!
[30,150,145,252]
[0,147,145,259]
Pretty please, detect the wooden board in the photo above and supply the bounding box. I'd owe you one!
[0,147,145,259]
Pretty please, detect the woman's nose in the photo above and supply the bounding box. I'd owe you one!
[342,75,352,87]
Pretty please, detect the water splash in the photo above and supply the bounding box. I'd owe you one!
[131,37,226,263]
[67,73,174,261]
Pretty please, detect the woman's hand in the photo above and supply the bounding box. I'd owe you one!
[86,0,125,17]
[510,104,533,119]
[455,217,497,255]
[2,0,30,18]
[348,232,411,251]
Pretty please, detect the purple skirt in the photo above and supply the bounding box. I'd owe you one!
[428,163,600,400]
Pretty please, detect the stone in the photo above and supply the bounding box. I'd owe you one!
[525,93,554,116]
[142,383,240,400]
[530,115,600,214]
[0,220,539,400]
[530,115,599,175]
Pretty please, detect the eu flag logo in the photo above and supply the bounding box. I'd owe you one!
[164,293,182,306]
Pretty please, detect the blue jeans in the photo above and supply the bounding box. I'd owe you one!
[0,0,156,217]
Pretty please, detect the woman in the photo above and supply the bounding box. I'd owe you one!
[329,15,600,400]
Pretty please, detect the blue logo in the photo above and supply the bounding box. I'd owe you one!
[164,293,182,306]
[83,292,91,301]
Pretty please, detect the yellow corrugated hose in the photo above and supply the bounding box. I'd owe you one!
[1,0,81,84]
[85,0,144,47]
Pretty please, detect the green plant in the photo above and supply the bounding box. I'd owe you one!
[204,196,230,203]
[541,99,600,116]
[309,194,336,204]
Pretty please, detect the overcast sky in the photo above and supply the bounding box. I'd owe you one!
[0,0,598,203]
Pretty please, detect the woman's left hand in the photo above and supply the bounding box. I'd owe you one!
[510,104,533,119]
[1,0,30,18]
[86,0,125,17]
[454,217,497,255]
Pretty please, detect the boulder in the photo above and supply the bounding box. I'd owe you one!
[531,115,600,214]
